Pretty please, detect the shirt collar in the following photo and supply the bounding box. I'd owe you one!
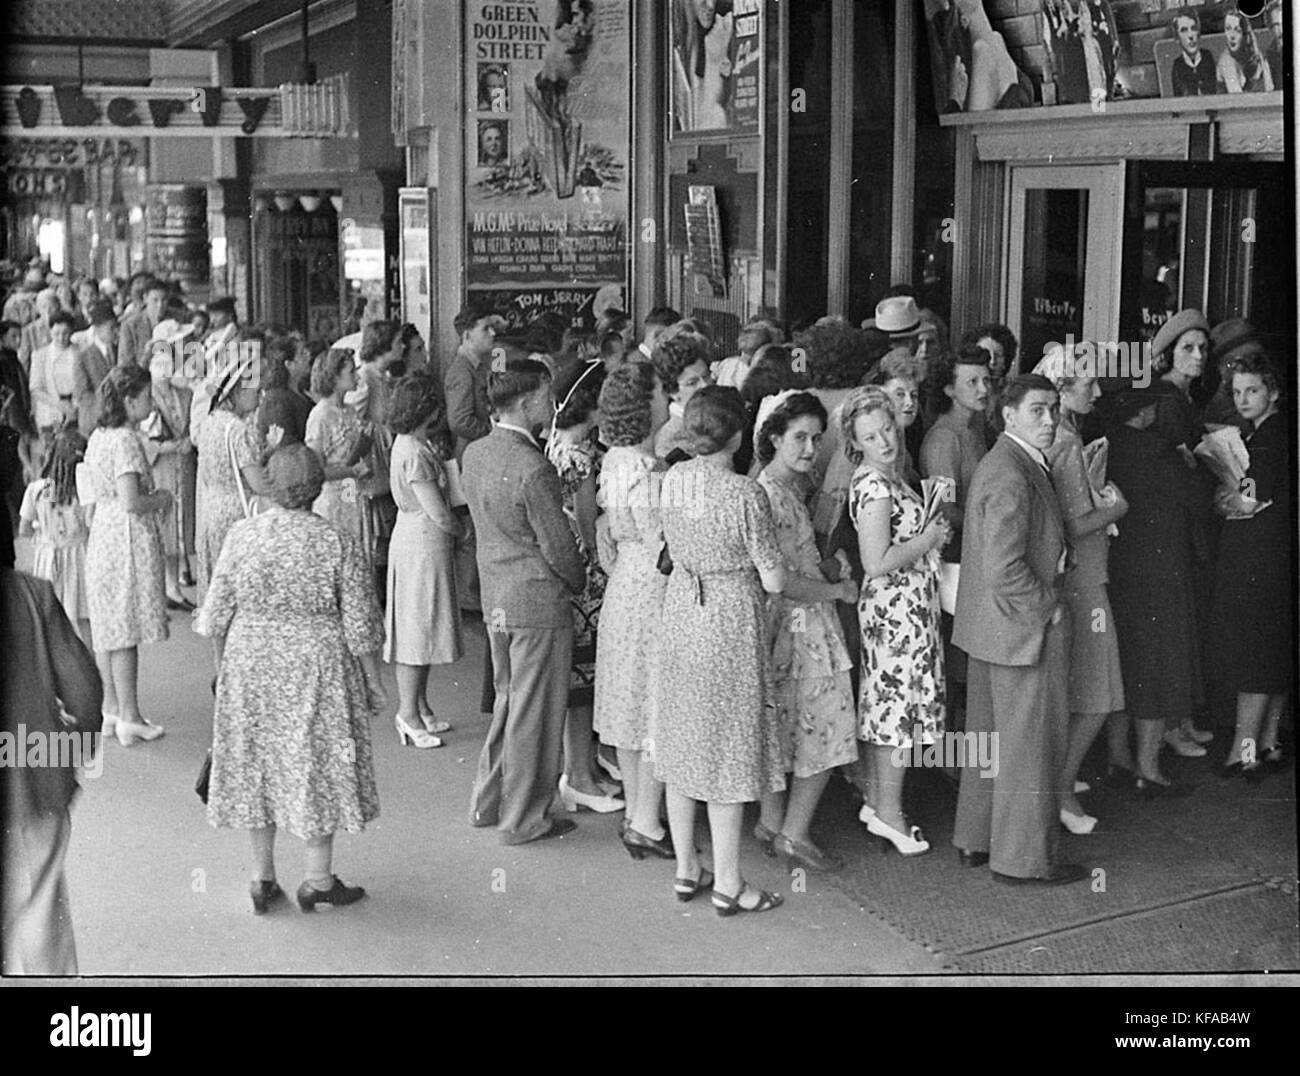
[496,420,541,450]
[1003,430,1050,472]
[637,341,653,360]
[668,400,685,419]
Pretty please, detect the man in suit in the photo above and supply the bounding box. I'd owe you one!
[951,374,1087,886]
[117,277,167,368]
[1169,7,1217,97]
[72,300,118,437]
[462,359,587,845]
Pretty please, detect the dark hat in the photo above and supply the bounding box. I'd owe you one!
[207,296,237,317]
[1209,318,1262,364]
[1150,308,1210,359]
[1099,384,1160,425]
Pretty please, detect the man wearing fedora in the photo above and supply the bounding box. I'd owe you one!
[952,374,1087,886]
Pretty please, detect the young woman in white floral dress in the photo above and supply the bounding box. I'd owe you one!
[305,349,372,561]
[846,387,950,856]
[752,391,859,873]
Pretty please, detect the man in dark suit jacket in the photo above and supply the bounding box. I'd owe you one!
[462,358,587,845]
[951,374,1087,886]
[117,277,166,369]
[2,568,103,973]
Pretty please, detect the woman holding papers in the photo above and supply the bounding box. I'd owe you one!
[1209,356,1291,781]
[1033,346,1128,833]
[846,387,950,855]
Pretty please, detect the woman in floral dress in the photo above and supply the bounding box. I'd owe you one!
[593,361,673,857]
[83,365,171,746]
[306,349,372,561]
[546,360,623,814]
[197,444,387,915]
[655,387,788,916]
[195,356,267,604]
[752,391,859,873]
[846,387,950,856]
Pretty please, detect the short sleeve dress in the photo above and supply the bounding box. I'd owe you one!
[306,398,371,560]
[592,445,667,752]
[653,458,787,803]
[849,466,945,747]
[83,426,168,649]
[196,408,258,600]
[1045,421,1124,714]
[757,470,858,778]
[196,509,384,840]
[546,434,607,705]
[383,433,462,666]
[20,478,89,622]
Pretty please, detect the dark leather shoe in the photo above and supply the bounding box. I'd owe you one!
[250,879,285,915]
[295,875,366,912]
[503,818,577,845]
[958,849,989,868]
[469,810,499,828]
[993,862,1089,887]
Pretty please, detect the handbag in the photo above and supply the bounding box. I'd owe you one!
[227,423,272,518]
[195,750,212,804]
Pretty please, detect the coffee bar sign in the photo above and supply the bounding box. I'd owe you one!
[0,83,344,139]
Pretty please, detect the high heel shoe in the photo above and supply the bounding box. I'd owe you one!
[712,883,783,918]
[596,753,622,782]
[1059,808,1098,835]
[773,834,844,873]
[295,875,366,912]
[396,717,443,749]
[101,712,118,737]
[857,803,877,824]
[250,879,285,916]
[419,712,452,735]
[673,867,714,903]
[1134,775,1192,799]
[752,821,779,856]
[558,774,624,814]
[865,814,930,855]
[621,826,674,860]
[1162,728,1206,758]
[1183,724,1214,745]
[115,719,164,747]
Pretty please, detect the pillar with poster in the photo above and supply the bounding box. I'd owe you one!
[463,0,630,333]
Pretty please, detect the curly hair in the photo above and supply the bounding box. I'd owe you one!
[554,360,606,431]
[598,359,658,447]
[869,346,926,387]
[684,385,747,456]
[792,320,872,390]
[960,322,1018,375]
[97,364,151,428]
[1229,353,1282,398]
[41,427,87,506]
[925,343,990,415]
[651,329,712,397]
[266,443,325,510]
[311,348,355,398]
[839,386,894,466]
[261,335,297,391]
[754,391,828,466]
[388,372,453,460]
[359,320,400,366]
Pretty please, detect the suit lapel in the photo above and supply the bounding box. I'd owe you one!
[999,435,1066,546]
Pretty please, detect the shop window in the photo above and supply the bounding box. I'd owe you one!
[846,0,893,326]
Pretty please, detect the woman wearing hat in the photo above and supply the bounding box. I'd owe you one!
[1209,354,1291,781]
[1103,383,1211,794]
[197,443,386,914]
[1148,308,1218,755]
[1032,344,1129,832]
[83,365,171,746]
[195,342,270,606]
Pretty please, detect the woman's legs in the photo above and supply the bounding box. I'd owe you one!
[1225,693,1269,767]
[562,703,604,796]
[623,750,665,840]
[1134,717,1171,784]
[705,801,744,899]
[666,788,699,882]
[395,664,426,730]
[1060,711,1107,817]
[94,649,118,717]
[108,648,141,723]
[250,825,276,882]
[163,553,184,603]
[871,743,907,832]
[780,772,833,848]
[1106,712,1135,772]
[1260,694,1286,753]
[303,834,334,890]
[757,789,785,836]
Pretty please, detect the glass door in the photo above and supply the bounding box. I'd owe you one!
[1005,164,1123,371]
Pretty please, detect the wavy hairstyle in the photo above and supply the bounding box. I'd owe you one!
[96,364,152,428]
[598,359,658,447]
[838,385,894,466]
[754,391,828,466]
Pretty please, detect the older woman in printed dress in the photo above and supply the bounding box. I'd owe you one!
[83,365,171,746]
[752,391,859,873]
[655,387,788,916]
[1032,345,1129,833]
[847,387,950,856]
[195,355,268,604]
[593,360,673,858]
[197,444,387,915]
[546,360,624,814]
[306,349,373,562]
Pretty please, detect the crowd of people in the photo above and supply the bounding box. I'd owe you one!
[1,258,1292,968]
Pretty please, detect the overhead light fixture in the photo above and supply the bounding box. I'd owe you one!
[298,192,322,212]
[253,194,270,213]
[273,193,296,212]
[329,194,343,213]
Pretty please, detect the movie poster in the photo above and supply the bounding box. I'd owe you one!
[669,0,762,135]
[464,0,630,328]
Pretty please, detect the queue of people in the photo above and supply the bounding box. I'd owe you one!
[1,258,1292,958]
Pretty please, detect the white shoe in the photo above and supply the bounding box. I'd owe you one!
[1184,725,1214,745]
[1073,779,1090,794]
[115,720,164,747]
[595,753,622,782]
[1059,808,1098,835]
[865,813,930,855]
[101,712,118,737]
[419,713,452,735]
[858,802,877,824]
[558,774,624,814]
[1163,729,1207,758]
[396,717,443,749]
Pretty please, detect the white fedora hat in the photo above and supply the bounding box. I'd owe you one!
[862,296,923,336]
